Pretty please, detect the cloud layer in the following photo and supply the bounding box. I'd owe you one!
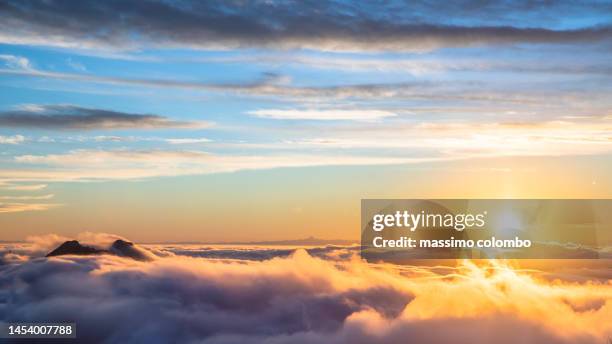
[0,1,611,52]
[1,237,611,343]
[0,105,206,130]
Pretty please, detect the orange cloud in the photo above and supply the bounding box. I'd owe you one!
[0,202,60,213]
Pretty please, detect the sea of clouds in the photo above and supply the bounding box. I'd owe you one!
[1,233,611,344]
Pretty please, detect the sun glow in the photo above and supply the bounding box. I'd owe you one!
[396,259,612,339]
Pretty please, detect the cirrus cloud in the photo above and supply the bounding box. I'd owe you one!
[248,109,397,121]
[6,149,421,182]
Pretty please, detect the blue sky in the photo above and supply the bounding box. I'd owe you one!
[0,0,611,240]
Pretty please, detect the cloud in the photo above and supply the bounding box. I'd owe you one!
[32,135,205,144]
[0,64,286,94]
[74,232,128,248]
[165,138,212,144]
[0,65,419,100]
[2,61,610,107]
[0,104,208,130]
[295,120,612,152]
[6,149,421,182]
[0,232,135,263]
[0,1,610,52]
[0,239,610,343]
[0,194,54,200]
[202,54,612,76]
[0,54,31,69]
[162,245,360,262]
[0,66,553,103]
[2,116,611,183]
[23,233,71,255]
[0,202,59,213]
[66,57,86,72]
[2,183,47,191]
[93,135,135,142]
[248,109,396,121]
[0,134,25,144]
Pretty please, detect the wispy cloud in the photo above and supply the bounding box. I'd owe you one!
[202,54,612,76]
[165,138,211,144]
[0,134,25,144]
[3,183,47,191]
[0,104,209,130]
[65,57,86,72]
[0,54,32,70]
[93,135,135,142]
[0,202,59,213]
[248,109,396,121]
[0,1,610,52]
[2,59,610,107]
[0,65,291,95]
[0,194,54,200]
[281,120,612,155]
[0,117,608,183]
[4,149,425,182]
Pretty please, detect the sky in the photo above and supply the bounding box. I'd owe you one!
[0,0,611,242]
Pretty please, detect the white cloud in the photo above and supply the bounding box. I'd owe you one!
[94,135,135,142]
[0,54,31,70]
[205,55,457,74]
[0,134,25,144]
[4,149,423,182]
[1,117,611,183]
[248,109,397,121]
[275,120,612,155]
[165,138,211,144]
[3,183,47,191]
[66,57,86,72]
[37,136,56,143]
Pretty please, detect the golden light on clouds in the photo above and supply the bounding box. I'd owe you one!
[3,240,609,342]
[0,202,60,213]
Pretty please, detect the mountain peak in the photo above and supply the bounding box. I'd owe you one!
[110,239,153,261]
[46,239,153,261]
[46,240,105,257]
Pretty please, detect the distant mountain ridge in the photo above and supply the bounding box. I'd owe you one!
[157,236,357,246]
[239,236,357,246]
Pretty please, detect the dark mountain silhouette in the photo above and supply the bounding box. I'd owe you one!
[110,239,153,261]
[46,239,153,261]
[46,240,107,257]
